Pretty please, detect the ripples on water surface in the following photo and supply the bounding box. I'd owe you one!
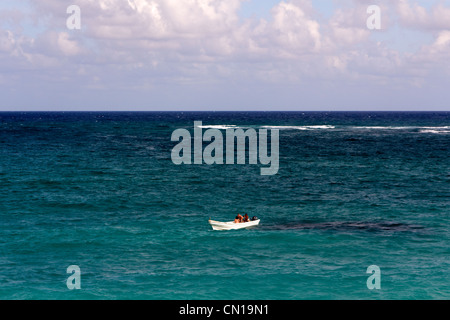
[0,112,448,299]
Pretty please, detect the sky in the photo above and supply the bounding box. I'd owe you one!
[1,0,450,111]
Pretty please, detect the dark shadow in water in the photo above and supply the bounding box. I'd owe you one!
[260,221,425,233]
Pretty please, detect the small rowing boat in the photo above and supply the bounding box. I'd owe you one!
[208,219,260,231]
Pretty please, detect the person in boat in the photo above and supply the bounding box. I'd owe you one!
[234,214,244,223]
[243,214,250,222]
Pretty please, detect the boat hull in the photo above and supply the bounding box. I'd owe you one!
[208,219,260,231]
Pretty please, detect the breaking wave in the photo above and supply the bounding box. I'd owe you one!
[196,125,239,130]
[194,124,449,134]
[261,125,336,130]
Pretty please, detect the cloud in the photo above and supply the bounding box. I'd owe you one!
[1,0,450,110]
[0,30,16,52]
[269,1,321,53]
[396,0,450,30]
[57,31,83,56]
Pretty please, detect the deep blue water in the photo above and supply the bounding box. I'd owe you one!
[0,112,449,299]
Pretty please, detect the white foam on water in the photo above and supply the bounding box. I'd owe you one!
[196,125,239,130]
[419,129,450,134]
[261,125,336,130]
[352,126,450,133]
[195,125,450,133]
[352,126,417,130]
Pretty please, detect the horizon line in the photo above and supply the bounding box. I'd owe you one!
[0,110,449,113]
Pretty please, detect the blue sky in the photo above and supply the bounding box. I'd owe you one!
[239,0,282,18]
[1,0,450,111]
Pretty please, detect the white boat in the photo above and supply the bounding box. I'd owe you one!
[208,219,260,231]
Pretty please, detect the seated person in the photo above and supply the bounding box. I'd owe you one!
[234,214,244,223]
[243,214,250,222]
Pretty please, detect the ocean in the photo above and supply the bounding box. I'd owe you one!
[0,111,448,300]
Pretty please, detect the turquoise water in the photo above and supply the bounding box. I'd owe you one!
[0,112,449,300]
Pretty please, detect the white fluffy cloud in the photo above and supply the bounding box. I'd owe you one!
[396,0,450,30]
[0,30,16,52]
